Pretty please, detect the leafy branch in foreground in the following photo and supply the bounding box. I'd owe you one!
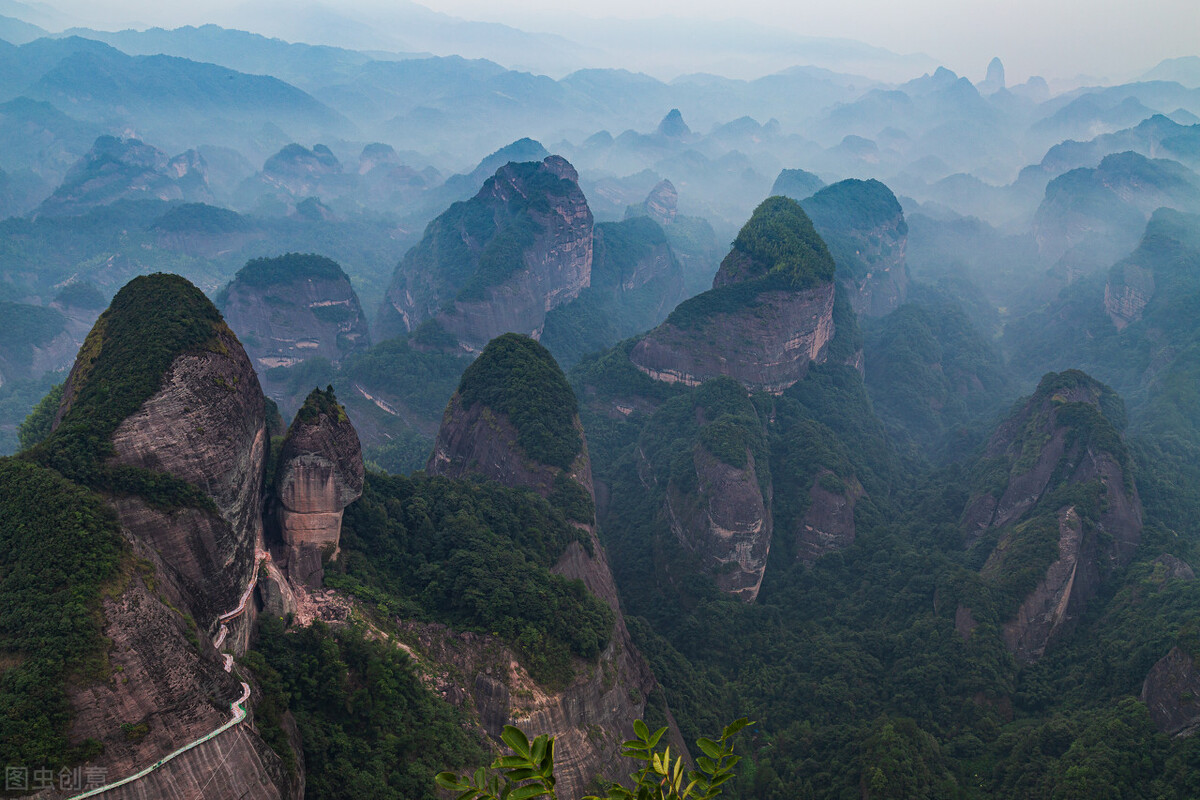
[435,717,752,800]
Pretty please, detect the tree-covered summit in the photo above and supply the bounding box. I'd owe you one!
[714,195,835,289]
[231,252,350,288]
[293,384,349,426]
[802,178,907,236]
[455,333,581,471]
[27,273,228,503]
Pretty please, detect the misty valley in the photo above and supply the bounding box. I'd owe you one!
[3,3,1200,799]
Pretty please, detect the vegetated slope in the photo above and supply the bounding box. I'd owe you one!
[376,155,593,352]
[628,195,838,393]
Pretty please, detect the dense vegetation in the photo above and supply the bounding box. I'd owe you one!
[541,216,685,369]
[570,278,1200,798]
[22,274,222,509]
[334,471,613,688]
[664,197,833,330]
[231,252,349,287]
[863,286,1012,461]
[457,333,581,470]
[802,178,907,282]
[246,617,486,800]
[0,457,125,770]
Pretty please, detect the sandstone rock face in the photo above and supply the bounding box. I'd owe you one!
[45,276,292,800]
[428,394,562,497]
[643,179,678,226]
[427,372,683,795]
[965,371,1142,663]
[1105,261,1155,329]
[275,389,364,587]
[105,322,266,627]
[1142,647,1200,737]
[796,471,864,566]
[989,507,1096,663]
[666,444,772,601]
[630,195,837,393]
[378,155,593,352]
[221,256,371,381]
[630,283,835,393]
[56,578,293,800]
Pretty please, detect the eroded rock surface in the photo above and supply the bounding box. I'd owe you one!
[378,155,593,351]
[274,387,364,587]
[666,444,772,601]
[1143,647,1200,738]
[796,471,864,566]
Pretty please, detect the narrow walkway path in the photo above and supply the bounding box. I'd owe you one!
[69,551,268,800]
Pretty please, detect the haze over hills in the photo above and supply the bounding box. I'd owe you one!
[3,2,1200,799]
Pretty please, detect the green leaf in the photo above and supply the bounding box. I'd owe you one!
[502,725,532,757]
[633,719,650,741]
[497,756,532,769]
[696,756,716,773]
[436,772,466,789]
[721,718,751,739]
[696,738,721,759]
[509,784,549,800]
[648,726,667,748]
[532,736,547,766]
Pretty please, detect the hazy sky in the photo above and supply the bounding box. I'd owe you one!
[42,0,1200,83]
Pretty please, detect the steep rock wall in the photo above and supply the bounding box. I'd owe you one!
[630,283,835,393]
[666,445,772,602]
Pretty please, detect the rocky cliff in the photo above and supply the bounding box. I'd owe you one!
[630,196,837,393]
[1143,645,1200,737]
[426,333,682,797]
[962,370,1142,663]
[219,253,371,409]
[377,155,593,352]
[795,471,865,566]
[28,273,292,799]
[802,178,909,318]
[666,440,772,601]
[273,386,364,587]
[540,215,687,370]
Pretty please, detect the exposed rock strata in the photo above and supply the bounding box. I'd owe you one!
[796,471,864,566]
[630,283,835,393]
[964,371,1142,663]
[274,389,364,587]
[427,353,684,796]
[666,444,772,601]
[1105,261,1155,329]
[104,322,266,628]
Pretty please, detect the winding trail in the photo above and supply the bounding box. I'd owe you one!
[68,551,268,800]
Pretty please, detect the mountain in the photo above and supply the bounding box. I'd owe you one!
[218,253,371,412]
[9,273,293,797]
[415,333,682,796]
[376,155,593,352]
[271,386,363,588]
[802,178,909,317]
[1032,151,1200,280]
[771,167,825,201]
[36,135,213,217]
[540,215,687,370]
[1142,57,1200,88]
[0,36,350,155]
[959,370,1141,663]
[628,196,837,393]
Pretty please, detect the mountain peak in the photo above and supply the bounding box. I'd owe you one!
[657,108,690,138]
